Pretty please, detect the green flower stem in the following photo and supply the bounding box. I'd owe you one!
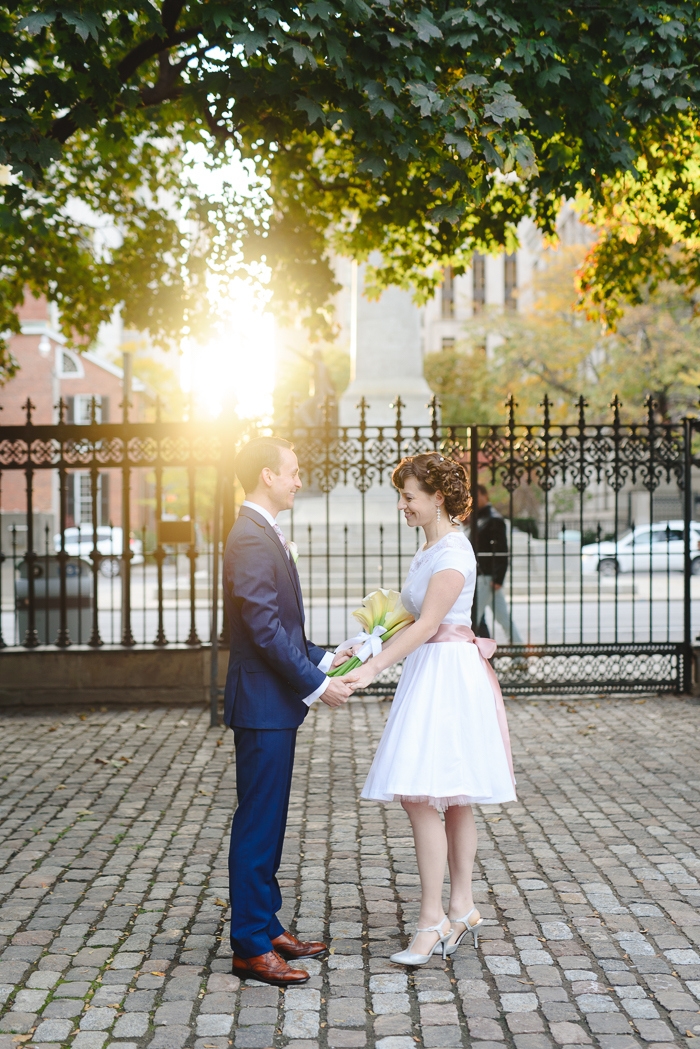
[328,655,362,678]
[327,621,413,677]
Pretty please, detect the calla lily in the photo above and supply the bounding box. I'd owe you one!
[329,589,415,677]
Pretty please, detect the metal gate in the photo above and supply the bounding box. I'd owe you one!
[1,393,698,701]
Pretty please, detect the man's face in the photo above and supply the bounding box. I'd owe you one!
[477,490,489,510]
[266,448,302,512]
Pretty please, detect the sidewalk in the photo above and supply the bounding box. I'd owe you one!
[0,695,698,1049]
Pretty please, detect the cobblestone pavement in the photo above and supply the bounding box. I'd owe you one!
[1,695,700,1049]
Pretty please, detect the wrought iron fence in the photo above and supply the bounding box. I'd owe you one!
[2,392,699,699]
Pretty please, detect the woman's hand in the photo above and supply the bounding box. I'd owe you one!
[343,660,376,691]
[331,647,355,668]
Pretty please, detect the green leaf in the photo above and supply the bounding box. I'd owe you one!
[406,14,443,42]
[283,40,317,66]
[444,131,473,158]
[61,10,105,42]
[258,7,280,23]
[305,1,336,21]
[296,96,326,124]
[357,154,386,175]
[368,97,396,119]
[17,11,57,35]
[456,74,488,90]
[484,85,530,125]
[446,31,478,48]
[234,29,270,56]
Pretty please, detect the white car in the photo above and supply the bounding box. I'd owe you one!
[580,520,700,576]
[54,525,144,576]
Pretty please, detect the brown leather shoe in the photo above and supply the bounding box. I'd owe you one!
[271,930,329,960]
[232,949,310,987]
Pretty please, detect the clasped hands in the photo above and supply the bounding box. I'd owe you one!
[320,646,377,708]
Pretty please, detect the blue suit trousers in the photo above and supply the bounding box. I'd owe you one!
[229,726,297,958]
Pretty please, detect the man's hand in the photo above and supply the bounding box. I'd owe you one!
[493,583,502,591]
[330,647,354,668]
[321,677,353,708]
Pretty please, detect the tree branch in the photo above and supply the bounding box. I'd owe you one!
[48,25,202,145]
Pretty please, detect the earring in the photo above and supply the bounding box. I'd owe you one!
[436,505,442,523]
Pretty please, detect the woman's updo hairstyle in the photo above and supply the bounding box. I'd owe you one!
[392,452,472,522]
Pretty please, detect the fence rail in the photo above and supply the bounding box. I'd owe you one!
[2,392,699,698]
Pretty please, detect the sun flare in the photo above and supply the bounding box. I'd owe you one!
[182,283,276,420]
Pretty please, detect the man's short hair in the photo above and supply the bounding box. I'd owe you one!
[477,483,489,497]
[234,436,294,494]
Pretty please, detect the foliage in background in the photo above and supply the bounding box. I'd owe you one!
[4,1,700,379]
[273,346,351,423]
[426,247,700,425]
[576,119,700,327]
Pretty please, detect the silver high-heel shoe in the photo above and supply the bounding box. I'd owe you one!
[444,907,483,956]
[390,917,452,966]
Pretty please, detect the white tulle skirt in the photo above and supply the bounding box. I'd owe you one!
[361,641,516,810]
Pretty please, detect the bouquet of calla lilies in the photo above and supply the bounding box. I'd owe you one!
[329,588,415,677]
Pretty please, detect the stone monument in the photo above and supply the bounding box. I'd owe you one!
[339,261,433,428]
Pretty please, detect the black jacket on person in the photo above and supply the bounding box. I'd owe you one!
[473,503,509,585]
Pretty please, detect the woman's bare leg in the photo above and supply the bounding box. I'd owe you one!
[444,804,479,942]
[401,800,450,955]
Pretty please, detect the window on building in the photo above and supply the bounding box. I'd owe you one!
[472,254,485,313]
[505,253,517,310]
[66,395,110,424]
[441,337,455,352]
[67,472,110,526]
[441,266,454,319]
[61,351,79,373]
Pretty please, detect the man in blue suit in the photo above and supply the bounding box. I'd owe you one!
[223,436,353,987]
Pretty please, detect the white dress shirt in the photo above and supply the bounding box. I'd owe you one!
[242,500,332,704]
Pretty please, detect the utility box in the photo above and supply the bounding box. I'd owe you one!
[15,557,93,645]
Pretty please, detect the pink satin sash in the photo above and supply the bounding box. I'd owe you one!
[426,623,516,788]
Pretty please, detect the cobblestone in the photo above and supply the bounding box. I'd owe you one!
[0,696,699,1049]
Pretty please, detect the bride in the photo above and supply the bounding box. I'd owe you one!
[345,452,516,965]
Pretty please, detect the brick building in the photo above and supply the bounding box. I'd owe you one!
[1,294,149,532]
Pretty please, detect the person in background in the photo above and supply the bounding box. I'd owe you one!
[472,484,523,644]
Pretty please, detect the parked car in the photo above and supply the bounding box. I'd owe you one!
[53,525,144,576]
[580,520,700,576]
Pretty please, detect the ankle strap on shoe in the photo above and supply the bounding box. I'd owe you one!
[416,917,449,934]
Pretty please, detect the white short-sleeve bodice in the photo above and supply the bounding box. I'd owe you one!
[401,531,476,626]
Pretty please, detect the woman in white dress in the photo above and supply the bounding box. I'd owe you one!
[346,452,516,965]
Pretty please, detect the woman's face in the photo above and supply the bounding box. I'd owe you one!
[397,475,444,528]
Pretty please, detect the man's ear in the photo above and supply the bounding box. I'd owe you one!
[260,467,274,489]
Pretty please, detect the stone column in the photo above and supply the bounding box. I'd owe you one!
[339,262,433,427]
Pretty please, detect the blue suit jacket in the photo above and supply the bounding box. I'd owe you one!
[222,505,328,729]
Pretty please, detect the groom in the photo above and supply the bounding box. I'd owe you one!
[223,436,353,986]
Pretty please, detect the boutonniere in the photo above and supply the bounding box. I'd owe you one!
[288,541,299,564]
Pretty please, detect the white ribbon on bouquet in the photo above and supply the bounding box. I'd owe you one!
[335,624,387,664]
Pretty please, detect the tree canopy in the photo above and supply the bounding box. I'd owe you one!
[3,0,700,380]
[425,246,700,425]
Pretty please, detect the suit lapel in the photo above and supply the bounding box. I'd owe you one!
[239,506,304,618]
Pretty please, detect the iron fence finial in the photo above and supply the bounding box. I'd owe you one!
[357,397,369,435]
[540,392,551,429]
[23,398,36,425]
[610,393,622,427]
[429,394,441,447]
[505,393,517,430]
[576,394,588,429]
[392,396,404,452]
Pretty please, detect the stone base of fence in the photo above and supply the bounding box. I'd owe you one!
[0,645,228,708]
